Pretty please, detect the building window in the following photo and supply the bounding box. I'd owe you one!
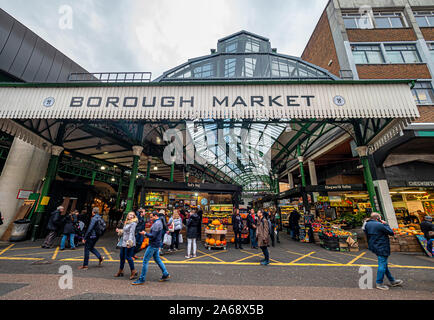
[242,57,257,77]
[225,41,238,53]
[193,62,213,78]
[373,12,407,28]
[342,13,373,29]
[384,44,420,63]
[414,11,434,27]
[271,58,296,77]
[351,45,384,64]
[428,43,434,61]
[245,36,261,53]
[412,82,434,105]
[224,58,236,77]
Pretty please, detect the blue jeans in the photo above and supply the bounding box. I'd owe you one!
[376,255,395,284]
[60,233,75,249]
[261,246,269,262]
[427,239,433,256]
[83,238,101,267]
[120,246,135,271]
[138,246,169,282]
[249,229,257,248]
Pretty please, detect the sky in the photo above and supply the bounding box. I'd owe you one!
[0,0,329,80]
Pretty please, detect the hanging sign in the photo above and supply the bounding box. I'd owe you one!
[0,82,418,120]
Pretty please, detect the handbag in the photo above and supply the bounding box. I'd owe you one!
[163,233,172,246]
[116,235,123,249]
[179,233,183,244]
[168,222,175,233]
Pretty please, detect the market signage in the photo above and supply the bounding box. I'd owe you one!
[407,181,434,187]
[306,184,366,192]
[0,83,418,119]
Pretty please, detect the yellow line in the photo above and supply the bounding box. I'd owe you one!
[9,251,55,257]
[32,258,434,269]
[286,250,341,264]
[0,257,44,261]
[347,252,366,265]
[330,251,398,267]
[8,246,40,251]
[101,247,115,261]
[235,250,282,264]
[195,250,226,262]
[0,244,15,256]
[51,246,60,260]
[289,251,315,264]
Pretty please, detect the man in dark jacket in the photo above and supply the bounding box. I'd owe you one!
[42,206,64,248]
[420,215,433,256]
[158,209,168,255]
[232,208,244,249]
[133,211,170,285]
[133,209,146,259]
[60,210,78,250]
[288,210,301,241]
[246,209,258,249]
[78,207,104,269]
[364,212,403,290]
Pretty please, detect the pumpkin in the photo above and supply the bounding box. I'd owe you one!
[222,240,227,246]
[216,240,221,246]
[212,220,221,226]
[209,238,216,245]
[408,227,415,230]
[398,224,404,228]
[230,238,235,243]
[205,238,210,244]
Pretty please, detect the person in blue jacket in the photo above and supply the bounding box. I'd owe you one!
[132,211,170,285]
[78,207,104,270]
[364,212,403,290]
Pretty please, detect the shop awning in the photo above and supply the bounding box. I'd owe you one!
[0,80,419,120]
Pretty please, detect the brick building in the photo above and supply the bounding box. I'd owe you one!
[294,0,434,226]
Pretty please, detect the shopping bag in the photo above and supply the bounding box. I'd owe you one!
[116,236,123,249]
[179,234,183,244]
[141,238,149,250]
[163,233,172,246]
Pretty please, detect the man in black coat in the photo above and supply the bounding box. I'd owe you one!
[246,209,258,249]
[42,206,65,248]
[232,208,244,249]
[288,210,301,241]
[420,215,434,255]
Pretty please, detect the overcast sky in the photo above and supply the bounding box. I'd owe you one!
[0,0,328,80]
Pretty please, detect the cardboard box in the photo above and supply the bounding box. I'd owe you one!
[349,247,359,252]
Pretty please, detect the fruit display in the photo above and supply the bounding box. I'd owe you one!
[205,220,228,231]
[393,224,424,236]
[204,219,227,250]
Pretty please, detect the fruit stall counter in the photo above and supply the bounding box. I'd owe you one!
[390,223,425,253]
[311,221,360,252]
[204,220,228,250]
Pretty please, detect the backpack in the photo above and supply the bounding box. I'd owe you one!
[94,217,106,237]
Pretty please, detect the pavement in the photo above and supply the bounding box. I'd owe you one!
[0,231,433,300]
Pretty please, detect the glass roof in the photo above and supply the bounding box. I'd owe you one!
[154,31,338,82]
[155,31,338,191]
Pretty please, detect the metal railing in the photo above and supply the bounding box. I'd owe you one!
[68,72,152,83]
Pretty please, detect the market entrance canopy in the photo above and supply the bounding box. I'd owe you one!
[0,81,419,120]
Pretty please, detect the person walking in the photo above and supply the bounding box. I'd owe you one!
[289,210,301,241]
[132,211,170,285]
[420,215,434,256]
[158,209,168,255]
[185,210,200,258]
[60,210,77,250]
[364,212,403,290]
[247,209,258,249]
[42,206,64,248]
[256,209,271,266]
[115,211,138,279]
[168,210,183,252]
[78,207,104,270]
[133,209,146,260]
[232,208,244,249]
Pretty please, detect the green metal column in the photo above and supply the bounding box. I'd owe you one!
[297,145,306,187]
[357,147,378,211]
[124,146,143,216]
[170,162,175,182]
[90,170,96,185]
[31,146,63,241]
[115,171,124,210]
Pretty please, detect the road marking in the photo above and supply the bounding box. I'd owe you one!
[235,250,282,264]
[101,247,115,261]
[51,247,60,260]
[10,251,55,257]
[8,246,40,251]
[346,252,366,265]
[286,250,341,264]
[289,251,315,264]
[0,244,15,256]
[330,251,398,267]
[194,250,226,263]
[30,257,434,269]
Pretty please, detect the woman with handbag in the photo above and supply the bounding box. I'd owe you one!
[168,210,183,252]
[115,212,138,279]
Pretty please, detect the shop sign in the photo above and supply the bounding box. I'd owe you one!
[407,181,434,187]
[307,184,365,192]
[16,189,32,200]
[0,83,419,120]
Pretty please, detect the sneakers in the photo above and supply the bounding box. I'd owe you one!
[260,260,270,266]
[78,266,88,270]
[192,254,197,258]
[376,283,389,290]
[185,255,191,259]
[132,279,145,285]
[98,257,104,266]
[159,274,171,282]
[390,279,403,287]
